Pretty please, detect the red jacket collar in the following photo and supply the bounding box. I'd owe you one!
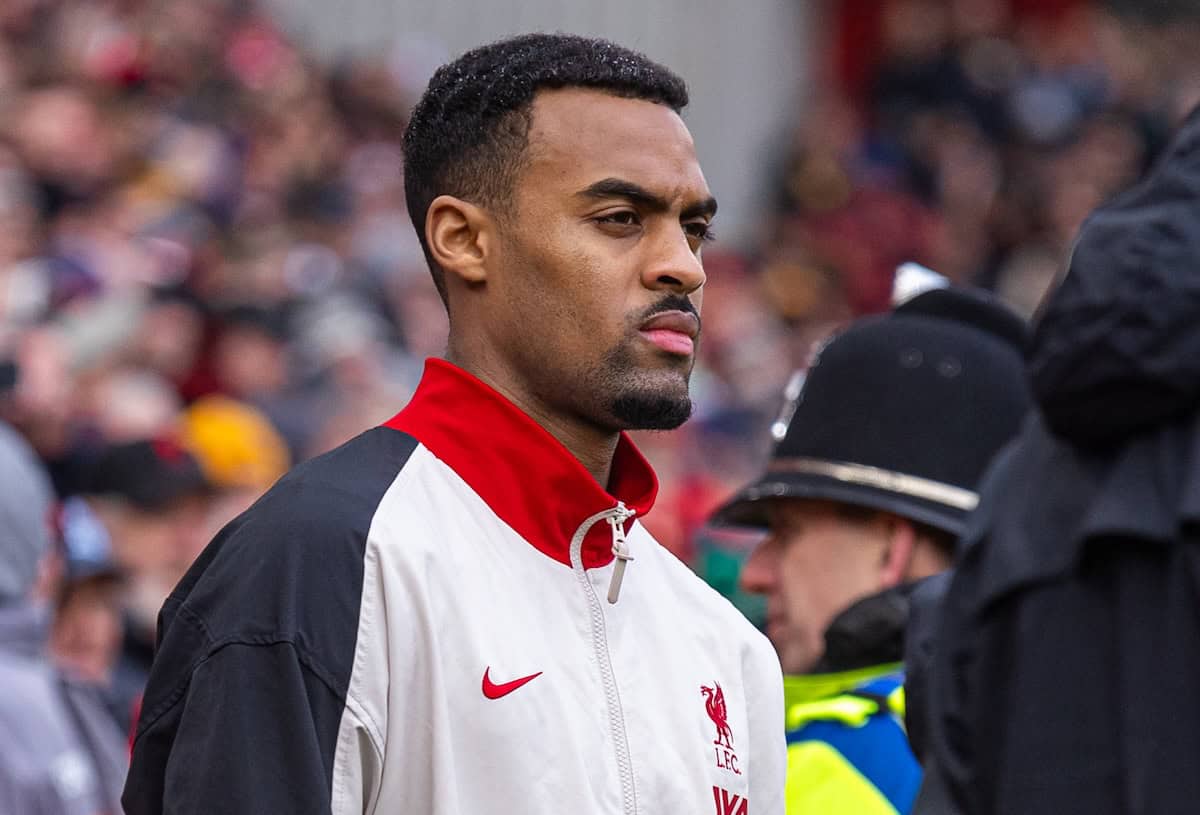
[385,358,658,569]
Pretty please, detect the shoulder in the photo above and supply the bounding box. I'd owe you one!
[785,736,906,815]
[233,425,422,539]
[0,658,81,776]
[0,649,49,693]
[162,426,423,657]
[634,526,777,663]
[0,654,64,728]
[198,425,418,564]
[786,673,905,734]
[636,527,732,609]
[786,677,919,813]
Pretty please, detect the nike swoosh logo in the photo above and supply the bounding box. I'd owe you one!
[482,667,543,699]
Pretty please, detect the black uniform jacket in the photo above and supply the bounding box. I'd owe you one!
[914,103,1200,815]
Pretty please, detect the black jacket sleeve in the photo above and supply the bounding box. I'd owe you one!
[123,640,348,815]
[122,427,415,814]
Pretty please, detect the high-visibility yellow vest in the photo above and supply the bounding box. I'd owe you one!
[783,667,919,814]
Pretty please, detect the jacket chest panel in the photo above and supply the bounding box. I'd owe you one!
[367,488,626,811]
[361,465,756,812]
[601,585,755,806]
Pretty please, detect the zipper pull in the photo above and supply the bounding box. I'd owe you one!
[606,503,636,604]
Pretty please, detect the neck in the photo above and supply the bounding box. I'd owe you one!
[445,346,620,487]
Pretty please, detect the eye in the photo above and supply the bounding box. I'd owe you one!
[595,211,641,228]
[684,221,716,243]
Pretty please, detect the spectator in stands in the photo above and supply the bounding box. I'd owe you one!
[0,420,126,815]
[58,438,212,734]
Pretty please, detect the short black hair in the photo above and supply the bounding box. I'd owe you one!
[402,33,689,303]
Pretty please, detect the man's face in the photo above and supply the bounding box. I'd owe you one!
[51,579,123,684]
[739,499,891,674]
[480,88,715,432]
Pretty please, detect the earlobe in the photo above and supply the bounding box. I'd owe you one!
[426,195,491,286]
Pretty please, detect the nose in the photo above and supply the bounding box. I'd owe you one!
[642,224,706,295]
[739,537,779,597]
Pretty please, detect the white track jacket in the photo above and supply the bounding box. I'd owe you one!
[124,358,785,814]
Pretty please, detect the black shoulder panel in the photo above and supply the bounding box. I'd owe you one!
[137,425,418,740]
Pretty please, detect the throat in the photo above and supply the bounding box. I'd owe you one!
[529,409,620,487]
[443,351,620,487]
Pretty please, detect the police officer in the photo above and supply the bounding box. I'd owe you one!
[710,284,1030,814]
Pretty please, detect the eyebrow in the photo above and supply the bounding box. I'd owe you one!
[577,177,718,220]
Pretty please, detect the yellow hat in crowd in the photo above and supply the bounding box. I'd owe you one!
[181,396,290,493]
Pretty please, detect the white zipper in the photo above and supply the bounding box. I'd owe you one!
[569,502,638,815]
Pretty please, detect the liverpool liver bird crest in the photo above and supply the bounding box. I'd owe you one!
[701,683,734,749]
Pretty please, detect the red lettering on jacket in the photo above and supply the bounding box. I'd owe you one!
[714,746,742,775]
[711,785,748,815]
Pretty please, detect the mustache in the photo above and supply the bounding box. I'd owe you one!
[636,295,701,330]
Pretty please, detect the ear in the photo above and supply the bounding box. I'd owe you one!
[877,515,917,590]
[425,195,494,287]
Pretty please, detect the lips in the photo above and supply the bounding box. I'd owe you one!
[638,311,699,356]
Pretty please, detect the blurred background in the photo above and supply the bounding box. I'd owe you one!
[0,0,1197,753]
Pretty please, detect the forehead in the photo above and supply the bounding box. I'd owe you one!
[520,87,709,203]
[767,498,850,529]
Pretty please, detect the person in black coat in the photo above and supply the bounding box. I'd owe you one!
[911,103,1200,814]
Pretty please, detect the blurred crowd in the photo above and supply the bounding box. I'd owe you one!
[765,0,1200,322]
[696,0,1200,608]
[0,0,1197,791]
[0,0,452,776]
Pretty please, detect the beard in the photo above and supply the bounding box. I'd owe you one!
[597,341,694,430]
[610,389,692,429]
